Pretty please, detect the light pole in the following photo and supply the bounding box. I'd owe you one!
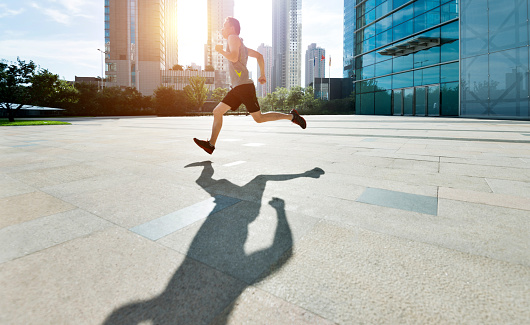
[97,49,107,90]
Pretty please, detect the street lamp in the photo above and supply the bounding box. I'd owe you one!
[97,49,107,90]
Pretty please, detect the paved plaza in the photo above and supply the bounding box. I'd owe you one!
[1,115,529,324]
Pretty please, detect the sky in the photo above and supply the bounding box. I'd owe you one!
[0,0,344,86]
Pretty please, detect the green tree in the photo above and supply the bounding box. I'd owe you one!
[259,92,278,112]
[211,87,228,103]
[184,76,209,110]
[300,86,321,113]
[286,86,304,109]
[71,82,99,116]
[29,69,78,109]
[0,58,37,122]
[274,87,289,111]
[153,86,190,116]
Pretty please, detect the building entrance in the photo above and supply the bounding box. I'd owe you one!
[392,85,441,116]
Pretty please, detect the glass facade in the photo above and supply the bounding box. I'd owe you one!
[460,0,529,119]
[352,0,459,116]
[345,0,530,120]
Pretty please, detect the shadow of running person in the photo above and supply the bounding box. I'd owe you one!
[103,161,324,325]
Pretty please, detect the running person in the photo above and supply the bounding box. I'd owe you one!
[194,17,306,155]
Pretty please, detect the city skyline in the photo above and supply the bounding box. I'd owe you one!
[0,0,343,88]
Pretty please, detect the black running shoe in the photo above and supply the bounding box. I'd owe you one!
[290,109,306,129]
[193,138,215,154]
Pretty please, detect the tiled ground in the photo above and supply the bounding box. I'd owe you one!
[1,115,529,324]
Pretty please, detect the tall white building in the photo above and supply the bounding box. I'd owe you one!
[272,0,302,91]
[205,0,234,89]
[257,43,273,97]
[305,43,325,88]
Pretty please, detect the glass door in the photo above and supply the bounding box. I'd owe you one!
[415,87,427,116]
[403,88,414,115]
[393,89,403,115]
[427,85,440,116]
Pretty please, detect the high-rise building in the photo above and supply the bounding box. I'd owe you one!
[305,43,325,88]
[257,44,273,97]
[343,0,355,79]
[345,0,529,120]
[104,0,178,96]
[205,0,234,89]
[272,0,302,91]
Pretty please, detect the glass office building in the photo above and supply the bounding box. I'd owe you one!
[345,0,530,120]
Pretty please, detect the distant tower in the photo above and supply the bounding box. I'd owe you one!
[257,43,273,97]
[104,0,178,95]
[272,0,302,90]
[305,43,325,88]
[205,0,234,89]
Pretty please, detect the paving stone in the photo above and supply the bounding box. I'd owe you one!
[0,209,112,263]
[256,221,530,324]
[0,191,76,229]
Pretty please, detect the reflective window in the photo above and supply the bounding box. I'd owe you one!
[488,0,528,52]
[362,64,375,79]
[364,24,376,40]
[363,37,376,53]
[489,47,529,118]
[375,90,392,114]
[360,93,375,114]
[414,0,440,16]
[376,16,393,34]
[376,29,393,47]
[461,0,488,57]
[393,3,414,25]
[441,21,459,62]
[363,51,377,66]
[376,1,393,19]
[414,66,440,86]
[440,62,458,83]
[360,79,376,93]
[461,54,489,116]
[375,75,392,91]
[393,54,413,73]
[375,59,393,76]
[414,46,440,68]
[441,0,458,23]
[393,19,414,41]
[441,82,459,116]
[393,71,414,88]
[393,0,409,10]
[414,8,440,33]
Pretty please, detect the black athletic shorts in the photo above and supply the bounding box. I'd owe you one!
[221,83,260,113]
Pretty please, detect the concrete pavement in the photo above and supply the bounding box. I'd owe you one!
[1,115,529,324]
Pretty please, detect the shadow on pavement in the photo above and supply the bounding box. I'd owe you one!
[103,161,324,324]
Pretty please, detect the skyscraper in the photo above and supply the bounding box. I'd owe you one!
[305,43,325,88]
[205,0,234,89]
[257,43,273,97]
[104,0,178,95]
[272,0,302,91]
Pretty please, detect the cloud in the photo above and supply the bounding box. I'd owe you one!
[31,0,97,25]
[0,38,101,79]
[0,4,25,18]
